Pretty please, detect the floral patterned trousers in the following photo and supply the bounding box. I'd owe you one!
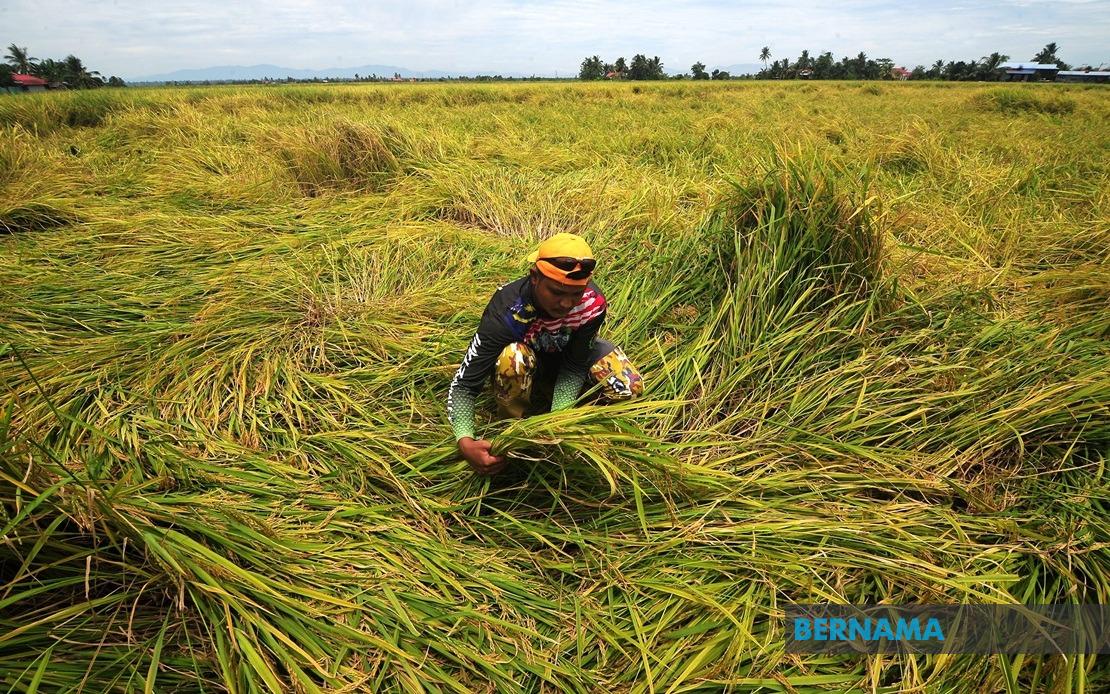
[491,339,644,418]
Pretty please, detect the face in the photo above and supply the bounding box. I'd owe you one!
[531,272,586,318]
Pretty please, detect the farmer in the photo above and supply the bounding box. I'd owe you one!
[448,233,644,475]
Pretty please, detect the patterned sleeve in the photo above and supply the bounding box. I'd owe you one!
[551,313,605,411]
[447,299,516,440]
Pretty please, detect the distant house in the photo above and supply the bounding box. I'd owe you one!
[605,70,623,79]
[797,69,813,79]
[1056,69,1110,84]
[8,73,49,93]
[891,67,912,81]
[999,62,1059,82]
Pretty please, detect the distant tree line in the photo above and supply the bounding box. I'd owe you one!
[1,44,125,89]
[581,42,1096,81]
[753,43,1076,81]
[579,55,667,80]
[688,62,731,80]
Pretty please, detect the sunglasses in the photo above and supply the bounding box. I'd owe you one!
[539,256,597,280]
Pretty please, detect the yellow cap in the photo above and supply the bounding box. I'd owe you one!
[527,233,595,286]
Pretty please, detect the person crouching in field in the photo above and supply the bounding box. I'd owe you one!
[448,233,644,475]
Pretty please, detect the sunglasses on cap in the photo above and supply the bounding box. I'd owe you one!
[539,256,597,280]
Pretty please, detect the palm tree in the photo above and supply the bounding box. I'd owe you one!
[796,49,811,71]
[759,46,771,72]
[1032,42,1069,69]
[33,58,66,85]
[978,52,1009,80]
[5,44,36,74]
[981,52,1009,70]
[1032,42,1058,64]
[63,55,102,88]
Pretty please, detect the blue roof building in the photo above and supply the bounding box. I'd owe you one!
[1056,69,1110,83]
[999,62,1060,82]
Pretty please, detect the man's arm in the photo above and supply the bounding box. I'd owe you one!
[447,332,485,441]
[551,313,605,411]
[448,300,517,472]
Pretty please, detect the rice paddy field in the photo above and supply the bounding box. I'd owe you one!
[1,80,1108,692]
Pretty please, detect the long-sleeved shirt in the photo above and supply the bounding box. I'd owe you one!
[447,275,607,441]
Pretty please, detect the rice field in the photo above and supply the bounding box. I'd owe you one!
[1,81,1108,692]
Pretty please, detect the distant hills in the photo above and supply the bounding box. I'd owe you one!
[129,64,564,83]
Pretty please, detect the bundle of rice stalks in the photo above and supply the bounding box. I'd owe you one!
[0,127,82,233]
[661,150,890,427]
[271,120,414,197]
[974,88,1076,116]
[0,199,80,234]
[712,150,885,308]
[414,164,611,239]
[486,399,729,500]
[874,120,956,178]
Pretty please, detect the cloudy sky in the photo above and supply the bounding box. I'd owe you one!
[3,0,1107,78]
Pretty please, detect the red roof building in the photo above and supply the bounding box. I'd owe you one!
[13,74,48,87]
[891,67,912,80]
[8,73,49,92]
